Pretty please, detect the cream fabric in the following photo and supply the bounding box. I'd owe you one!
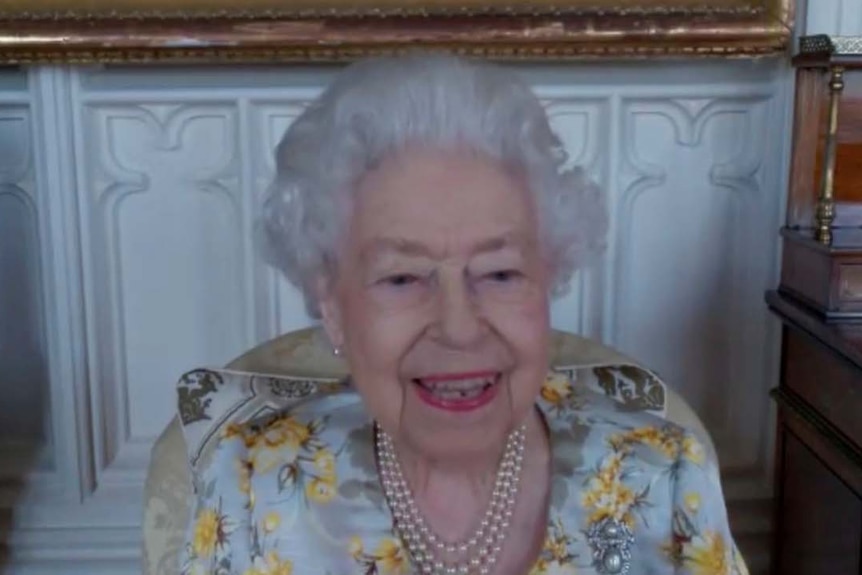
[141,327,717,575]
[143,415,194,575]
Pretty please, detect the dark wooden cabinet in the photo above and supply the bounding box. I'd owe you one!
[767,291,862,575]
[768,35,862,575]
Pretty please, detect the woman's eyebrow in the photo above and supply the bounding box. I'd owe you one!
[360,237,436,263]
[472,234,526,255]
[360,232,528,263]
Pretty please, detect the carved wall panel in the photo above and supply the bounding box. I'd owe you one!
[0,102,50,483]
[0,54,802,574]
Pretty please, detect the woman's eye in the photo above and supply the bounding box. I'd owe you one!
[486,270,521,282]
[382,274,420,287]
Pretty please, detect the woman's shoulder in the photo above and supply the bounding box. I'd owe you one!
[536,371,744,575]
[175,369,394,575]
[218,382,370,460]
[540,369,670,426]
[538,369,709,469]
[174,367,367,480]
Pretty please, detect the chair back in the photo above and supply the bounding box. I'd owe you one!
[141,327,715,575]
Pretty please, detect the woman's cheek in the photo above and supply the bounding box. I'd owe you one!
[482,288,549,331]
[356,307,430,370]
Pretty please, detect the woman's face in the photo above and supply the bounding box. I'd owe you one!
[318,145,552,461]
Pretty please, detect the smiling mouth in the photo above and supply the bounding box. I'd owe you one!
[412,372,500,401]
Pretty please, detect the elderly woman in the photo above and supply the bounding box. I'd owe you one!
[178,53,746,575]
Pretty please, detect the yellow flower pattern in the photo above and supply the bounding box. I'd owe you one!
[541,372,575,406]
[609,425,685,460]
[262,512,280,534]
[304,475,337,503]
[663,477,747,575]
[581,451,639,529]
[178,369,747,575]
[683,435,706,465]
[686,532,730,575]
[241,551,294,575]
[540,372,586,413]
[349,536,409,575]
[178,496,236,575]
[684,492,701,513]
[191,508,223,558]
[529,519,579,575]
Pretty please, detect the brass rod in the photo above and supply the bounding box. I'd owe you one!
[816,66,845,244]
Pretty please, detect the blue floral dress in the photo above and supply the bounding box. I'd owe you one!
[177,371,748,575]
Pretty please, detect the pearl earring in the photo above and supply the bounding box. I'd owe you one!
[332,346,342,357]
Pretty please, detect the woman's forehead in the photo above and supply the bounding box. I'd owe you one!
[353,150,535,220]
[358,145,526,198]
[357,232,536,263]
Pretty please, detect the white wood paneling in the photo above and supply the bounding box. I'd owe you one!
[804,0,862,36]
[0,85,51,484]
[78,101,249,478]
[0,57,793,574]
[614,94,774,469]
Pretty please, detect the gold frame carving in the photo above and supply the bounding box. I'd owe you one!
[0,0,794,64]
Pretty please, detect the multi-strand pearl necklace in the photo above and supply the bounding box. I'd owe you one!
[375,424,527,575]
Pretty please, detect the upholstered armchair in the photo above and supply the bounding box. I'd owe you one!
[141,327,717,575]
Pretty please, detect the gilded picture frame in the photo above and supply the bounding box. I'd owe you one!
[0,0,794,64]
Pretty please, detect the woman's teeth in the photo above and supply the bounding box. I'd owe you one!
[415,376,497,400]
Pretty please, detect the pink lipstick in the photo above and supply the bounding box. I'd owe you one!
[412,371,500,412]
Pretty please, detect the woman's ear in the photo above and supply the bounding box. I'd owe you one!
[315,274,344,351]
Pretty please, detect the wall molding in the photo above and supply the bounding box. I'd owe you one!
[1,61,795,574]
[803,0,862,37]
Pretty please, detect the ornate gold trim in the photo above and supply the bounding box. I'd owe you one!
[0,43,785,65]
[0,0,794,63]
[0,1,773,20]
[0,8,770,19]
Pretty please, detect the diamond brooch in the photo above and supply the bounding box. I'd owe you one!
[586,516,634,574]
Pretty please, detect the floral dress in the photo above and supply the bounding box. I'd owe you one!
[178,371,748,575]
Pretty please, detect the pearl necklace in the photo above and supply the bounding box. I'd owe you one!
[375,424,527,575]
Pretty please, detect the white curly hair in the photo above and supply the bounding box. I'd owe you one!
[256,52,607,319]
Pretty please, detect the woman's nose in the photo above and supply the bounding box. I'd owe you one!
[432,275,486,348]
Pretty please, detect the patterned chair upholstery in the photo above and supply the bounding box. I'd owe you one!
[141,327,717,575]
